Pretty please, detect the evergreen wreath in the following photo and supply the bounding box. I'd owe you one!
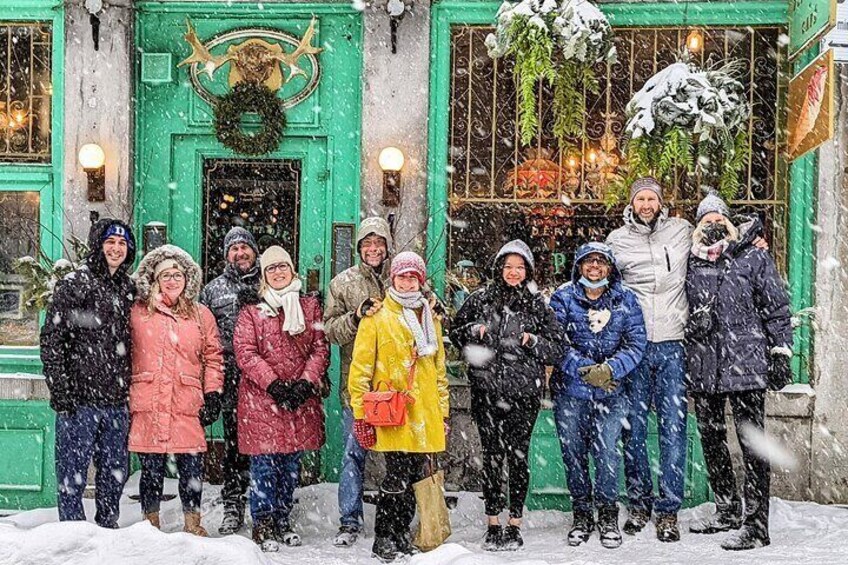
[213,82,286,156]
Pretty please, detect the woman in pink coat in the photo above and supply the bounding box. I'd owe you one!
[130,244,224,536]
[234,245,329,552]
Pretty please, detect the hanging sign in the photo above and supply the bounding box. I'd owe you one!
[787,49,835,160]
[823,0,848,61]
[789,0,837,60]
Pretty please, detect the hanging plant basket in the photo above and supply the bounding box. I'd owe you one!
[213,82,286,156]
[486,0,616,147]
[609,58,751,205]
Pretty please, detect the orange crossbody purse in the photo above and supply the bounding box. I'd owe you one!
[362,352,417,427]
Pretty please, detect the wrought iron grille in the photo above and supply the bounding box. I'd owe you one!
[446,26,787,288]
[0,22,52,163]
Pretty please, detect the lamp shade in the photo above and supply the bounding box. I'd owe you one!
[78,143,105,169]
[378,146,405,171]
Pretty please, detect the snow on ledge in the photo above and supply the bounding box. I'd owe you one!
[778,383,816,396]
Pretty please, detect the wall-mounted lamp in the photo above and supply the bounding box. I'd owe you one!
[379,146,404,207]
[79,143,106,202]
[686,29,704,53]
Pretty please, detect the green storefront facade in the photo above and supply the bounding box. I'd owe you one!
[0,0,817,513]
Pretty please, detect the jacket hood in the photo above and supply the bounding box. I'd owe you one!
[571,242,622,287]
[356,217,393,254]
[492,239,535,280]
[133,244,203,302]
[622,205,669,233]
[85,218,137,276]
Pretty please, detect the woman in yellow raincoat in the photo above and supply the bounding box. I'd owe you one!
[348,251,449,561]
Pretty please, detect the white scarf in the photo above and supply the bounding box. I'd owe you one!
[259,278,306,335]
[387,288,438,357]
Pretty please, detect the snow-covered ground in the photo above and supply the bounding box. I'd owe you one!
[2,473,847,565]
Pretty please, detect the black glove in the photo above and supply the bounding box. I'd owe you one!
[267,379,294,410]
[768,353,792,391]
[287,380,319,410]
[198,391,222,427]
[50,394,76,416]
[686,308,714,341]
[356,298,376,320]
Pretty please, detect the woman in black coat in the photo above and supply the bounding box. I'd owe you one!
[450,240,564,552]
[685,193,793,551]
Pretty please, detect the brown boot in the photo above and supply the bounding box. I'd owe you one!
[144,512,160,530]
[183,511,208,537]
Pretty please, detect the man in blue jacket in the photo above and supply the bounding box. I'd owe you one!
[549,242,646,550]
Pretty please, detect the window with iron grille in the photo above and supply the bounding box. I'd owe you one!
[0,22,52,163]
[446,26,787,292]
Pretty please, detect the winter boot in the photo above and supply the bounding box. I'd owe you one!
[183,511,208,537]
[622,508,650,535]
[143,512,161,530]
[567,509,595,546]
[655,514,681,543]
[371,536,402,562]
[275,524,302,547]
[333,525,362,547]
[720,525,770,551]
[482,525,503,551]
[597,505,622,549]
[392,530,419,556]
[690,502,743,534]
[252,516,280,552]
[218,503,245,535]
[501,525,524,551]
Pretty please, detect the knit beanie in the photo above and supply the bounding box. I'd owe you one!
[101,222,134,250]
[260,246,295,274]
[629,177,663,204]
[696,192,731,223]
[391,251,427,285]
[153,258,184,280]
[223,226,259,258]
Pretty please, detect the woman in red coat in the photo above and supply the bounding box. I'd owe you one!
[233,245,329,552]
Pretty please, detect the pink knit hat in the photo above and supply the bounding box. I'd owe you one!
[391,251,426,285]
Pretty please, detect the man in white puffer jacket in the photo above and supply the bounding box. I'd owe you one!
[606,177,691,543]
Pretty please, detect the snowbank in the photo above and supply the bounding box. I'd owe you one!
[2,472,848,564]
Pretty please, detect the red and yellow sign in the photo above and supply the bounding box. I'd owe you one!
[787,49,835,160]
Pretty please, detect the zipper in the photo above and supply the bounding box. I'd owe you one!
[664,246,671,272]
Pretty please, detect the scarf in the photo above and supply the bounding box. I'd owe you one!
[691,239,729,262]
[387,287,438,357]
[258,278,306,335]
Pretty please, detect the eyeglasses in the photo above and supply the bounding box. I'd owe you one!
[159,272,185,282]
[582,257,610,267]
[265,263,292,274]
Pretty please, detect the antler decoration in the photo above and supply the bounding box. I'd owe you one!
[277,17,323,80]
[177,19,234,79]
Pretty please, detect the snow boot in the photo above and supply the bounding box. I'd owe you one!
[393,531,419,556]
[690,502,743,534]
[482,525,503,551]
[567,509,595,546]
[372,536,402,562]
[183,511,208,537]
[252,517,280,552]
[501,525,524,551]
[597,505,622,549]
[721,525,770,551]
[623,508,650,535]
[143,512,160,530]
[655,514,680,542]
[275,524,302,547]
[218,503,245,535]
[333,525,362,547]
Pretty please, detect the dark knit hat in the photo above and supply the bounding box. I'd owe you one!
[696,192,731,223]
[629,177,663,204]
[101,222,134,250]
[223,227,259,258]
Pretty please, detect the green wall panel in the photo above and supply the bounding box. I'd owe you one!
[0,401,56,511]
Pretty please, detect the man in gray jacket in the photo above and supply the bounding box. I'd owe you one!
[324,216,393,547]
[198,226,260,535]
[606,178,691,542]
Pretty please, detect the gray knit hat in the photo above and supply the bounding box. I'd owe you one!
[223,226,259,258]
[696,192,731,223]
[629,177,663,204]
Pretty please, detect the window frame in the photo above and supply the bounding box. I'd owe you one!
[0,1,64,373]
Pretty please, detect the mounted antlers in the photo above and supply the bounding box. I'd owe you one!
[277,17,323,80]
[177,19,234,79]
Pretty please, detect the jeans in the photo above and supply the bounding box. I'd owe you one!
[472,393,540,518]
[138,453,204,514]
[374,452,427,539]
[220,408,250,511]
[554,393,628,513]
[56,405,129,528]
[622,341,688,516]
[338,406,367,527]
[249,452,302,528]
[694,391,770,536]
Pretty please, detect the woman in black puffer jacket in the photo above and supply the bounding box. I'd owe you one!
[685,193,793,551]
[450,240,564,552]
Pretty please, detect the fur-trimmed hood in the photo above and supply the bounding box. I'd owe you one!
[133,244,203,302]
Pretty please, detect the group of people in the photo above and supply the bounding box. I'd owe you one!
[39,175,793,560]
